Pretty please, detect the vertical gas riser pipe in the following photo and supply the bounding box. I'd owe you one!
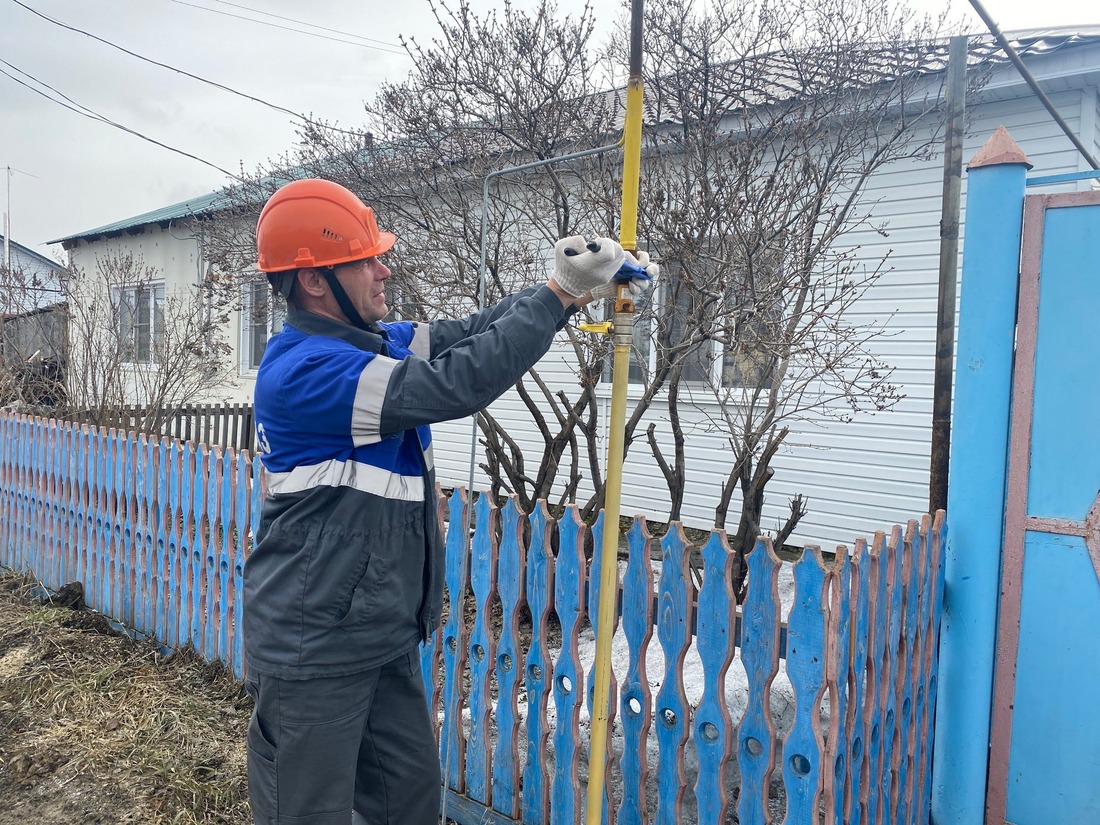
[586,2,644,822]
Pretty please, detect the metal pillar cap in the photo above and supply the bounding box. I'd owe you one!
[968,125,1034,170]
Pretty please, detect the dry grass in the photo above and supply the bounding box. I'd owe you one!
[0,571,251,824]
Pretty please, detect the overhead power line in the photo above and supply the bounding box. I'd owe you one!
[165,0,408,54]
[0,59,244,181]
[205,0,404,51]
[10,0,376,134]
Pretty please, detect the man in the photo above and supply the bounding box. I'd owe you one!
[242,178,656,824]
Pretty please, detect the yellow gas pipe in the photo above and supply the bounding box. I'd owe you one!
[584,2,644,821]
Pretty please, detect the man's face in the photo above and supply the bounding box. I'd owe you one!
[332,256,391,324]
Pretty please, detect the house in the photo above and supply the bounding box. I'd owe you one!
[0,234,67,315]
[48,27,1100,549]
[0,235,69,403]
[47,192,246,403]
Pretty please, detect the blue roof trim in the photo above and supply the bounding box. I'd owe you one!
[48,189,230,244]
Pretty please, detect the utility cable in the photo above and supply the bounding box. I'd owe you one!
[10,0,386,134]
[2,58,107,121]
[204,0,403,50]
[0,60,244,181]
[164,0,407,53]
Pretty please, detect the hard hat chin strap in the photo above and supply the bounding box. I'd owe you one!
[321,267,371,331]
[272,272,296,302]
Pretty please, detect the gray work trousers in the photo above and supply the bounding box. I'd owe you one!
[245,650,441,824]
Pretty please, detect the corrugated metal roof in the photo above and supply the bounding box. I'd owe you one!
[630,27,1100,129]
[48,189,229,245]
[996,26,1100,53]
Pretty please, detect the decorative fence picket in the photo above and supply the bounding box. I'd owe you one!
[846,539,871,825]
[863,530,890,825]
[493,496,527,820]
[617,517,654,825]
[654,524,693,825]
[880,525,906,824]
[737,537,782,825]
[825,550,852,825]
[466,493,498,805]
[693,531,736,825]
[551,506,587,825]
[918,513,947,824]
[0,412,949,825]
[442,487,470,793]
[522,501,554,825]
[784,550,829,824]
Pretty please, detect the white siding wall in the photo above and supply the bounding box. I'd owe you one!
[69,224,202,289]
[2,244,65,312]
[433,78,1100,549]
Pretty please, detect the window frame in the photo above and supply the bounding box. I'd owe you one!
[113,281,165,366]
[240,279,284,375]
[598,256,778,393]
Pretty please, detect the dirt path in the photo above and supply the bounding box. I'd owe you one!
[0,572,251,824]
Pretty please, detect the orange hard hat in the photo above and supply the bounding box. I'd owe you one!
[255,178,396,273]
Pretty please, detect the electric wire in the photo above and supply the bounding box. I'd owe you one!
[10,0,386,135]
[2,58,110,121]
[204,0,403,50]
[164,0,407,53]
[0,59,244,181]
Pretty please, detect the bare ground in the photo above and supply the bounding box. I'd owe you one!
[0,571,252,824]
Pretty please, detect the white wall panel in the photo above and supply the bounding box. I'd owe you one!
[436,74,1099,551]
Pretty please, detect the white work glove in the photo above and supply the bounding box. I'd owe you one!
[551,235,625,297]
[590,249,660,301]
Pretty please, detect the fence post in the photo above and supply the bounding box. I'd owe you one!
[931,127,1031,825]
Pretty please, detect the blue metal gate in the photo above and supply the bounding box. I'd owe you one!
[932,126,1100,825]
[986,188,1100,825]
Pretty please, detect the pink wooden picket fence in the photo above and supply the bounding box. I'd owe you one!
[0,412,947,825]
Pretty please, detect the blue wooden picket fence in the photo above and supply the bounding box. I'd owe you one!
[0,412,947,825]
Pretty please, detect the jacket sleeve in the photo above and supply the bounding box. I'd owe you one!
[428,285,578,356]
[375,285,570,435]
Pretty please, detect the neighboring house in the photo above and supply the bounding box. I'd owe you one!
[0,235,69,403]
[0,234,67,315]
[48,193,247,402]
[48,28,1100,548]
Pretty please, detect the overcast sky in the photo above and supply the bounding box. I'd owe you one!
[0,0,1093,260]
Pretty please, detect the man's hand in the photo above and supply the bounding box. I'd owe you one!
[589,249,659,302]
[550,236,625,298]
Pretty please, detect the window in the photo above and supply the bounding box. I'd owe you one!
[721,310,775,389]
[609,248,777,390]
[607,266,718,388]
[116,283,164,364]
[663,281,713,384]
[241,280,284,371]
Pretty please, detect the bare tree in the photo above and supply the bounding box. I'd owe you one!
[612,0,972,592]
[207,0,631,516]
[206,0,968,560]
[61,250,235,434]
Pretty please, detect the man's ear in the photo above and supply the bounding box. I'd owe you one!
[295,268,328,299]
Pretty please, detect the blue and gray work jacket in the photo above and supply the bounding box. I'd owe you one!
[243,285,573,679]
